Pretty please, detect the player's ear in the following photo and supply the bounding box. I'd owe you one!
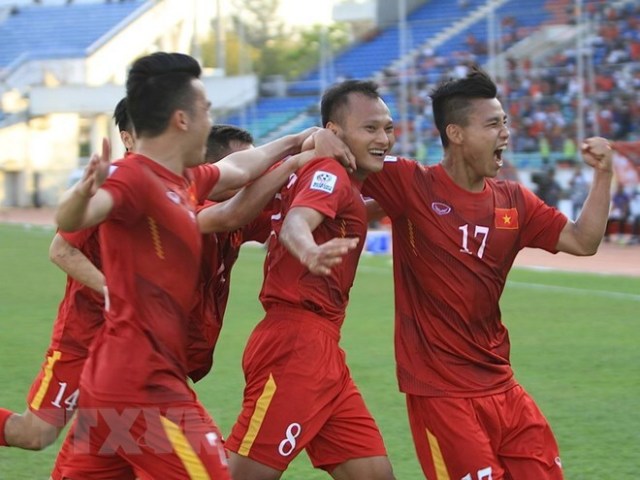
[120,131,135,152]
[325,121,340,136]
[446,123,463,145]
[173,109,189,132]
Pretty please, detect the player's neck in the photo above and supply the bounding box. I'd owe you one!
[441,154,485,193]
[350,168,368,185]
[134,136,188,175]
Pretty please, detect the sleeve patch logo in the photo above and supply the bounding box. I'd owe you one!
[383,155,398,162]
[310,171,337,194]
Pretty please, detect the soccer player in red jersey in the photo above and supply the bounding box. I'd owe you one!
[188,124,342,381]
[188,125,259,382]
[225,80,396,480]
[204,125,265,326]
[0,99,134,453]
[190,124,354,382]
[52,50,323,480]
[362,67,614,479]
[0,227,103,451]
[53,52,354,480]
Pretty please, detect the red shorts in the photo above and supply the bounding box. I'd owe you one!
[406,385,564,480]
[226,306,387,472]
[55,389,230,480]
[27,349,85,427]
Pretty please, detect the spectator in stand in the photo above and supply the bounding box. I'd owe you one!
[569,165,590,219]
[605,183,631,243]
[533,165,563,208]
[627,186,640,244]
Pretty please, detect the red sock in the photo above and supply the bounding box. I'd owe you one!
[0,408,14,446]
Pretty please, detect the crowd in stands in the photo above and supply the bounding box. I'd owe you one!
[606,183,640,245]
[522,161,640,245]
[374,0,640,245]
[378,0,640,164]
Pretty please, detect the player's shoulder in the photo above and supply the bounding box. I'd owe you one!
[381,155,427,172]
[189,162,218,178]
[300,156,347,174]
[487,177,533,206]
[111,155,143,173]
[296,158,349,181]
[376,156,435,184]
[488,176,524,193]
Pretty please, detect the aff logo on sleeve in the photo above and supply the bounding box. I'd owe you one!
[310,171,337,194]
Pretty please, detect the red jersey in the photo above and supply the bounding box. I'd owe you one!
[362,158,568,397]
[187,201,273,382]
[259,158,366,329]
[215,208,273,318]
[49,227,104,356]
[81,154,219,404]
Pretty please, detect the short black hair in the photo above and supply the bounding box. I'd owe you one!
[126,52,202,138]
[430,66,498,148]
[113,97,131,133]
[321,79,381,127]
[205,125,254,163]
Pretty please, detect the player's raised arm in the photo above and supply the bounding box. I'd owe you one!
[556,136,614,256]
[198,130,352,233]
[209,128,315,197]
[280,206,359,276]
[209,128,356,198]
[55,138,114,232]
[49,233,105,295]
[198,150,312,233]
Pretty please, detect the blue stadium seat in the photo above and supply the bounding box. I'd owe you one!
[0,1,146,70]
[221,0,555,145]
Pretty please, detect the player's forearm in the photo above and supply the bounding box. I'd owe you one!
[51,251,105,294]
[199,156,303,234]
[569,170,614,254]
[217,132,307,189]
[55,187,93,232]
[280,214,319,264]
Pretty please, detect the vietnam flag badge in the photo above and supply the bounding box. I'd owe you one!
[495,208,519,229]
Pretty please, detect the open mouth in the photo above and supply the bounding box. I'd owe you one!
[494,147,506,167]
[369,148,386,158]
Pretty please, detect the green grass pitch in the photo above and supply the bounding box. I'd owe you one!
[0,223,639,478]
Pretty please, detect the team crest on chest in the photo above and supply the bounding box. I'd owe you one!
[310,171,337,193]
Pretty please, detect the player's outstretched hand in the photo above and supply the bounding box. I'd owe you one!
[297,126,322,151]
[303,129,356,174]
[76,138,111,198]
[301,237,360,276]
[581,137,613,174]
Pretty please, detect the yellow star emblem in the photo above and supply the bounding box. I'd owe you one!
[502,214,511,225]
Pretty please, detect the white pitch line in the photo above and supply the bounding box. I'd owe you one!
[245,249,639,302]
[356,265,640,302]
[506,281,640,302]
